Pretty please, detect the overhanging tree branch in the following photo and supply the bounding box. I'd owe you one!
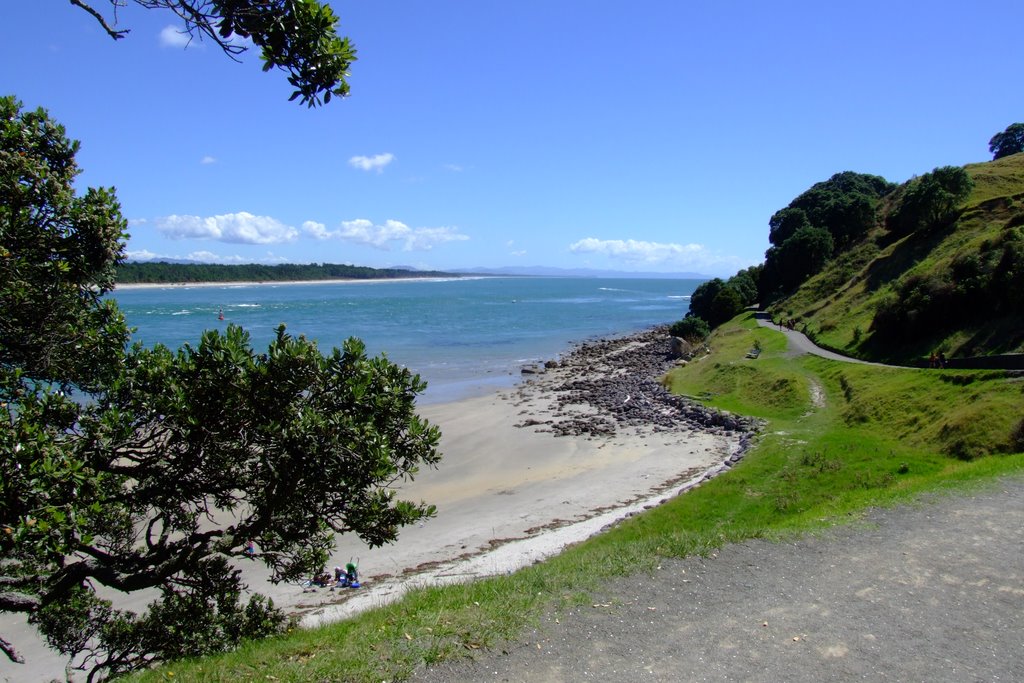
[65,0,357,106]
[68,0,130,40]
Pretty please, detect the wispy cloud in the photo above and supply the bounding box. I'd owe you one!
[200,155,217,165]
[348,153,395,173]
[303,219,469,251]
[568,237,751,274]
[152,212,299,245]
[125,248,288,264]
[443,163,464,172]
[159,25,193,49]
[186,251,288,264]
[568,238,707,265]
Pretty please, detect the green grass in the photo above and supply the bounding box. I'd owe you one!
[766,153,1024,361]
[131,313,1024,682]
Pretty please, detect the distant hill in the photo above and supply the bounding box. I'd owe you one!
[115,261,462,284]
[767,153,1024,363]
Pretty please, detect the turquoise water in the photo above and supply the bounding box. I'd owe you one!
[111,277,698,403]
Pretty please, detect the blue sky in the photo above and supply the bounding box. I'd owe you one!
[3,1,1022,277]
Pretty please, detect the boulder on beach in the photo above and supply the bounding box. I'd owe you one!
[669,336,694,360]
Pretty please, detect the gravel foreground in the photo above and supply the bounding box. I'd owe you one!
[417,477,1024,682]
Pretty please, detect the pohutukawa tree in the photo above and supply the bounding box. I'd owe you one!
[989,123,1024,161]
[68,0,358,106]
[0,94,440,679]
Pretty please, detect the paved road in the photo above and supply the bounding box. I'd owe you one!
[417,478,1024,682]
[753,313,897,366]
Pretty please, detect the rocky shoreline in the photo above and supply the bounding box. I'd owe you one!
[511,325,762,453]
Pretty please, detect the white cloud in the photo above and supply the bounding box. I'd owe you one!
[443,163,464,172]
[200,155,217,165]
[303,218,469,251]
[154,212,299,245]
[159,25,193,48]
[125,248,287,264]
[125,248,160,261]
[568,238,707,265]
[301,220,330,240]
[348,153,395,173]
[186,250,246,263]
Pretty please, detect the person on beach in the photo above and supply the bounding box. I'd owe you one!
[343,562,360,588]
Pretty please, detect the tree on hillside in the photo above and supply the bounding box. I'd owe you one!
[1,98,441,679]
[886,166,974,236]
[686,269,760,330]
[68,0,357,106]
[758,171,893,303]
[768,207,812,247]
[759,226,835,302]
[785,171,894,251]
[989,123,1024,160]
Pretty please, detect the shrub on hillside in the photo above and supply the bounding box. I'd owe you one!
[689,268,761,329]
[886,166,974,236]
[870,228,1024,344]
[670,316,710,342]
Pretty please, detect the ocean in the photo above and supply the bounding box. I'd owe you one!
[111,277,699,403]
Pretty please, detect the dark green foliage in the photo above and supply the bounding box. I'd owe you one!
[1,98,442,678]
[670,316,710,342]
[688,279,740,328]
[760,227,835,301]
[989,123,1024,160]
[0,96,130,390]
[709,286,745,327]
[688,267,761,330]
[728,266,762,305]
[784,171,895,250]
[760,172,894,302]
[887,166,974,236]
[72,0,357,107]
[870,227,1024,343]
[117,261,457,284]
[688,278,724,323]
[31,559,286,679]
[768,207,811,247]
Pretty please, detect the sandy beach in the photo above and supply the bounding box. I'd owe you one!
[0,327,758,682]
[275,328,759,627]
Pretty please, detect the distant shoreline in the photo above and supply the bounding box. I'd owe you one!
[113,276,485,291]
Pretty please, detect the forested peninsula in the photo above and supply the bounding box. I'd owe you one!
[115,261,463,285]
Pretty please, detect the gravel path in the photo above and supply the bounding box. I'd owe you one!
[416,477,1024,682]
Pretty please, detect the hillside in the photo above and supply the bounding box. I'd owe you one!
[766,153,1024,364]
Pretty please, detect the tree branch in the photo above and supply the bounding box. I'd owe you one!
[68,0,130,40]
[0,634,24,664]
[0,591,40,613]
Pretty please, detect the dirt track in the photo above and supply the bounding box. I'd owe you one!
[417,477,1024,682]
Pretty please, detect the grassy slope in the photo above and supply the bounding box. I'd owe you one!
[768,153,1024,361]
[130,313,1024,682]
